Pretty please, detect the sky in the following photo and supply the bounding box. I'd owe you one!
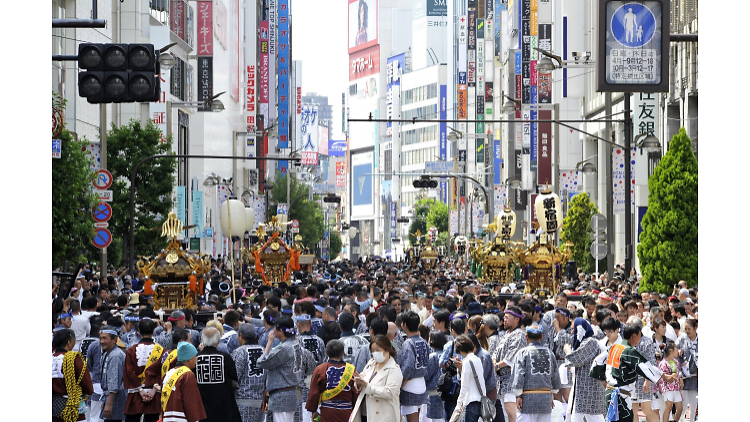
[291,0,350,141]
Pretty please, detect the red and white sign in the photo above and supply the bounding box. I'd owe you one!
[92,203,113,223]
[93,169,113,190]
[336,162,346,187]
[349,45,380,81]
[170,0,186,42]
[246,64,256,131]
[197,0,213,56]
[301,151,318,166]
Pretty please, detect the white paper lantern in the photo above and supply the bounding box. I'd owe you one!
[348,227,358,240]
[535,190,562,233]
[276,213,288,224]
[497,207,517,240]
[245,208,255,233]
[220,199,246,237]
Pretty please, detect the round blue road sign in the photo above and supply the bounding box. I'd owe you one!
[611,3,656,48]
[92,203,113,222]
[92,228,112,249]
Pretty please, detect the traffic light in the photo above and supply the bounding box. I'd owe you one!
[323,194,341,204]
[78,43,160,103]
[412,177,438,189]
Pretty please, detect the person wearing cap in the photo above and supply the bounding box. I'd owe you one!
[232,323,267,422]
[509,324,561,421]
[160,342,207,422]
[123,319,166,422]
[561,318,607,422]
[193,327,242,422]
[492,306,529,422]
[310,298,327,336]
[98,328,127,421]
[257,315,305,422]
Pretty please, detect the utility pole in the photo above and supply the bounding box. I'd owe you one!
[99,103,107,281]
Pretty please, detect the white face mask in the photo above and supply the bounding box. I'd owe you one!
[372,351,387,363]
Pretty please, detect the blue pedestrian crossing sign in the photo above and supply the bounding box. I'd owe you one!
[52,139,61,158]
[598,0,669,93]
[611,3,656,48]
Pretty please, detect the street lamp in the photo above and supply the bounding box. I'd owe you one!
[635,130,661,153]
[447,126,463,141]
[574,155,598,174]
[502,95,521,114]
[505,176,522,189]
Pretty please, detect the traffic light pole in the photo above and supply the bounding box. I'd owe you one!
[99,103,107,281]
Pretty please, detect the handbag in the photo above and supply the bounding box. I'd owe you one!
[449,401,466,422]
[469,360,496,422]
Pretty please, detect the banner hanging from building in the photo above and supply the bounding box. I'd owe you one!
[300,105,319,165]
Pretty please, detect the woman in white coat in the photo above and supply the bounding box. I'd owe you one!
[350,335,403,422]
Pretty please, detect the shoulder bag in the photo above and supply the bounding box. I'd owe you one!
[469,360,497,422]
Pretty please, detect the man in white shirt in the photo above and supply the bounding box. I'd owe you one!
[71,297,99,351]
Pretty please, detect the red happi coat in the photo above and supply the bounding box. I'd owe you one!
[53,349,94,422]
[124,338,167,415]
[162,367,208,422]
[306,361,359,422]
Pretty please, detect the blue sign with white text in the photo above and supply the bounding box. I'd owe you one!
[440,84,448,204]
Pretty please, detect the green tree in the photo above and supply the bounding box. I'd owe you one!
[427,200,449,234]
[408,199,431,245]
[105,119,176,263]
[637,128,698,293]
[560,192,605,273]
[270,172,325,251]
[329,231,343,259]
[52,92,97,268]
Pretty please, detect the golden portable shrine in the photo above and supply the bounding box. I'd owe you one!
[136,212,211,312]
[241,217,310,286]
[469,190,575,294]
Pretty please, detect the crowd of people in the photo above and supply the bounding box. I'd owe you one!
[52,258,698,422]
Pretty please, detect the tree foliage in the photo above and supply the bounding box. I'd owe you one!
[329,231,343,259]
[637,128,698,293]
[408,199,431,245]
[408,198,450,246]
[52,92,97,268]
[105,119,176,263]
[560,192,606,273]
[270,172,325,251]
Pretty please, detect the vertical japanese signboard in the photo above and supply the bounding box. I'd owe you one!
[278,0,290,174]
[538,110,552,185]
[440,84,448,204]
[632,92,659,184]
[597,0,670,92]
[245,0,257,132]
[197,1,213,112]
[300,105,319,166]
